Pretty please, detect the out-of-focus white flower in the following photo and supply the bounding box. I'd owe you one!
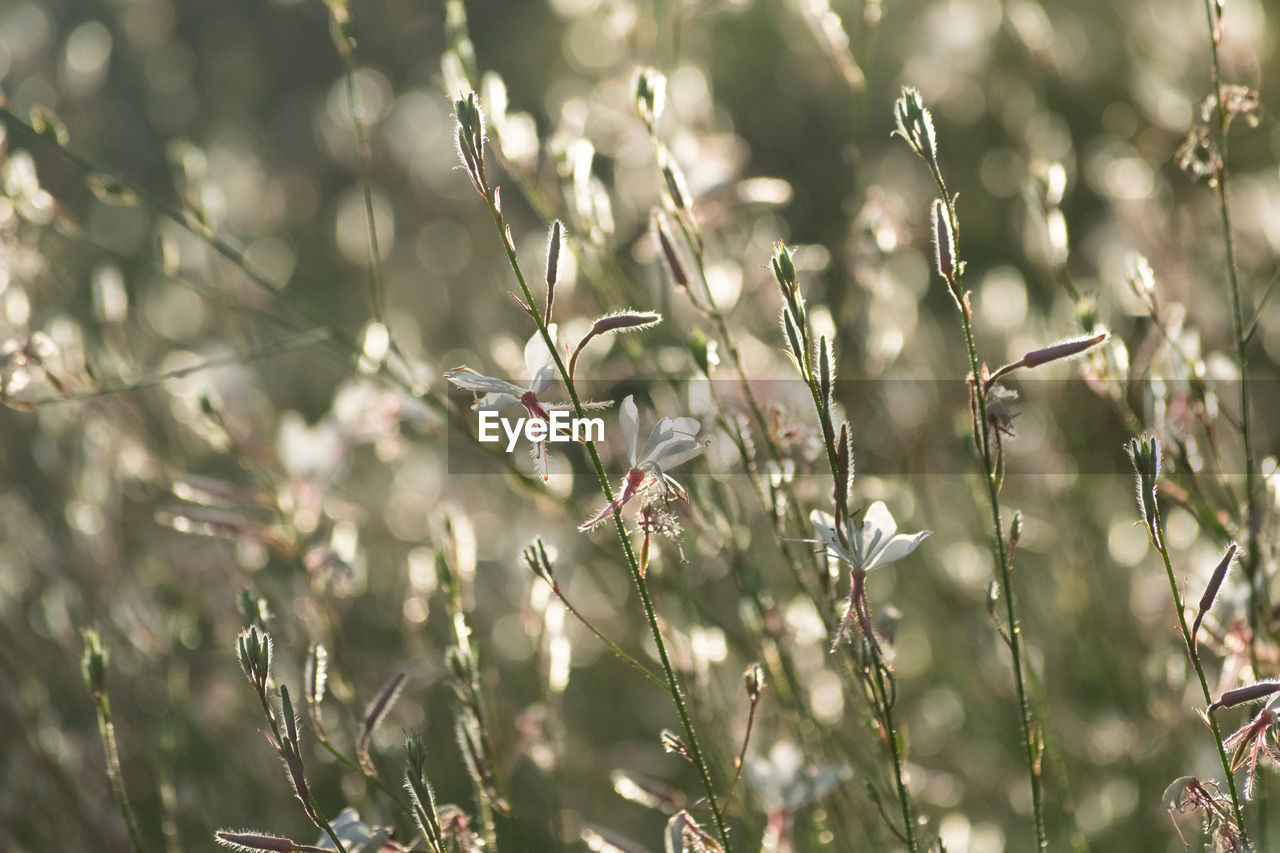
[745,741,849,814]
[315,807,392,852]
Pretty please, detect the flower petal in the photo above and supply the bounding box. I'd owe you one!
[864,530,932,571]
[640,416,703,471]
[857,501,899,561]
[524,326,558,394]
[620,395,639,466]
[810,509,849,563]
[445,368,524,397]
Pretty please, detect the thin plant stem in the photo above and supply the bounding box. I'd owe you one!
[326,2,419,378]
[1200,0,1257,578]
[1151,502,1250,839]
[91,691,147,852]
[1200,2,1264,835]
[255,691,350,853]
[779,264,920,850]
[926,158,1048,848]
[867,651,917,850]
[544,581,667,688]
[802,368,918,850]
[476,187,732,850]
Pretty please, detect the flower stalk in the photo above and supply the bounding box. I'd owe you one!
[1128,436,1250,842]
[894,87,1048,849]
[454,92,732,851]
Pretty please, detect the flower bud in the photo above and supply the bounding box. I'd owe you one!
[81,629,108,700]
[652,211,688,289]
[453,91,487,195]
[214,830,296,851]
[744,663,766,702]
[590,312,662,335]
[771,242,797,293]
[1125,435,1162,549]
[634,67,666,128]
[405,730,428,778]
[892,87,938,165]
[1019,332,1110,369]
[1192,542,1237,642]
[1209,679,1280,714]
[659,152,689,212]
[236,625,273,691]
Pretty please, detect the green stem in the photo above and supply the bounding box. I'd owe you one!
[92,694,147,853]
[479,189,732,851]
[548,584,667,688]
[789,300,919,850]
[1200,3,1263,836]
[932,169,1048,848]
[868,652,918,850]
[1151,505,1250,840]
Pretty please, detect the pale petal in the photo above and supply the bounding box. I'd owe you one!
[810,509,855,564]
[528,366,555,396]
[857,501,899,562]
[524,325,558,394]
[640,416,702,470]
[865,530,932,571]
[474,391,521,412]
[445,367,523,396]
[620,395,639,466]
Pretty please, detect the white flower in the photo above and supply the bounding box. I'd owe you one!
[579,395,705,531]
[445,327,609,482]
[316,807,391,852]
[810,502,930,572]
[618,394,704,475]
[444,326,557,412]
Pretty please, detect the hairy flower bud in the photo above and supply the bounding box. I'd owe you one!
[1192,542,1237,643]
[1209,680,1280,714]
[453,91,487,195]
[771,242,797,293]
[1125,435,1162,550]
[892,87,938,165]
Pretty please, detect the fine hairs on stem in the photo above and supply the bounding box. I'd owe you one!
[1127,435,1250,848]
[895,86,1055,850]
[770,242,925,851]
[451,91,733,851]
[8,2,1280,849]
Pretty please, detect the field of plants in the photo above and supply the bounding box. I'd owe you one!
[1,0,1279,850]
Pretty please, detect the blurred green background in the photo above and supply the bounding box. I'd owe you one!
[1,0,1278,850]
